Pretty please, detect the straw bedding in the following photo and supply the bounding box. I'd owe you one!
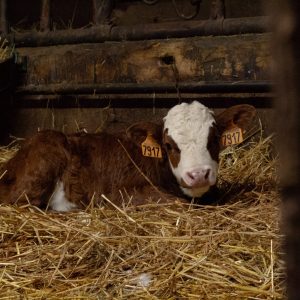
[0,38,14,63]
[0,132,285,299]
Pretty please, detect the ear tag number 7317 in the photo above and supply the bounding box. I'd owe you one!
[141,135,162,158]
[221,127,244,147]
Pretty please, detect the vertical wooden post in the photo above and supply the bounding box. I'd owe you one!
[92,0,115,25]
[273,1,300,299]
[40,0,50,31]
[210,0,225,19]
[0,0,7,34]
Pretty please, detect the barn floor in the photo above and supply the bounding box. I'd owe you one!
[0,133,285,299]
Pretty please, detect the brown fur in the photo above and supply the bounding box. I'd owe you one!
[0,126,183,208]
[163,129,181,169]
[207,124,220,162]
[63,130,182,207]
[0,131,70,207]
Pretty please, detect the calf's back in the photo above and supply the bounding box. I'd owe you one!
[0,129,179,208]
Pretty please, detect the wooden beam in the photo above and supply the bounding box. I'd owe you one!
[16,81,271,95]
[273,1,300,299]
[0,0,7,34]
[40,0,51,31]
[210,0,225,19]
[92,0,115,25]
[15,34,271,89]
[11,94,272,110]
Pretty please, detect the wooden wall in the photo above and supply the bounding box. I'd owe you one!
[6,0,271,30]
[0,0,274,141]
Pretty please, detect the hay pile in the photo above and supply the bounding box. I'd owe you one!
[0,134,285,299]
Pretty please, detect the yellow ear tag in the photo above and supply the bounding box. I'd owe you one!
[141,135,162,158]
[221,126,244,147]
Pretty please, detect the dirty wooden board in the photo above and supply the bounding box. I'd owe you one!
[17,33,270,87]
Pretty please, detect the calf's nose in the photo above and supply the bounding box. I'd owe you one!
[187,168,210,180]
[184,167,213,188]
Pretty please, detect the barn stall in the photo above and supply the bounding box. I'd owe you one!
[0,0,286,299]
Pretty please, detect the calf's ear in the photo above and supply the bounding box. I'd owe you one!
[126,122,163,146]
[215,104,256,133]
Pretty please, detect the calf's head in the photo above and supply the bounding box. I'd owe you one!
[127,101,256,198]
[163,101,256,198]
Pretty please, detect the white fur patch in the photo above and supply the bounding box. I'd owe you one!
[164,101,218,197]
[181,185,210,198]
[49,181,77,212]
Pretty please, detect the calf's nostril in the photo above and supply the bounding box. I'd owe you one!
[204,169,210,180]
[187,172,195,181]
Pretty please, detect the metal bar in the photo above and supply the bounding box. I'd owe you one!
[0,0,7,34]
[11,16,270,47]
[16,81,272,95]
[40,0,50,31]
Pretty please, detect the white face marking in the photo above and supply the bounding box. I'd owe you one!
[164,101,219,198]
[49,181,77,212]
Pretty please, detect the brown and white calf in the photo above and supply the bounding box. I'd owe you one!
[0,101,255,211]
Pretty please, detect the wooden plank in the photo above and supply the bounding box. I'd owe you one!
[273,1,300,299]
[16,33,271,89]
[210,0,225,19]
[40,0,50,31]
[92,0,115,24]
[0,0,7,34]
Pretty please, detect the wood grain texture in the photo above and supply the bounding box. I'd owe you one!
[273,1,300,299]
[17,33,270,87]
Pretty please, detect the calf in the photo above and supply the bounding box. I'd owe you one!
[0,101,255,211]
